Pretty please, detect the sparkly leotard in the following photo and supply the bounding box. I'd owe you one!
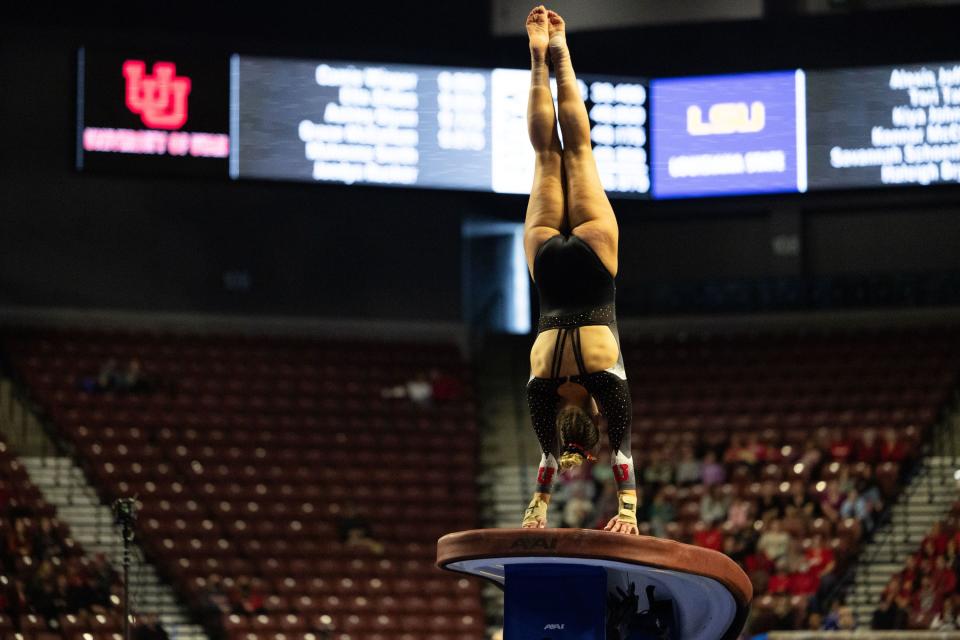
[527,234,635,494]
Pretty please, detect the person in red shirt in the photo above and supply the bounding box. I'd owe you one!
[829,427,853,462]
[900,554,921,594]
[913,575,944,617]
[805,535,836,578]
[879,427,907,463]
[693,522,723,552]
[933,557,957,596]
[855,428,881,464]
[768,571,790,595]
[788,568,819,596]
[922,522,950,557]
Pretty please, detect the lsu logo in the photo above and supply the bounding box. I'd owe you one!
[686,101,766,136]
[123,60,192,130]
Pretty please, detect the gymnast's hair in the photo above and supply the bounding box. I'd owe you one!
[557,405,600,471]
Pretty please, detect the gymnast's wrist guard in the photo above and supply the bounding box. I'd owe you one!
[522,495,550,527]
[617,491,638,525]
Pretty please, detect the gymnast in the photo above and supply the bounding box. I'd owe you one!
[520,6,637,535]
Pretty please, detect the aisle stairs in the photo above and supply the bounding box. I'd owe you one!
[1,377,208,640]
[846,406,960,627]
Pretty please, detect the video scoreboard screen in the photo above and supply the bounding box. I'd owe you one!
[650,71,805,199]
[806,62,960,190]
[75,48,960,201]
[77,48,230,176]
[230,56,650,197]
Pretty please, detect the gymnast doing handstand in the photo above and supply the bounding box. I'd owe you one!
[520,6,637,535]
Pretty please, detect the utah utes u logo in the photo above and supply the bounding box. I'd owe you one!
[123,60,192,130]
[613,463,630,483]
[537,466,555,485]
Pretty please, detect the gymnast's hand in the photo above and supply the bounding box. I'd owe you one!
[522,493,550,529]
[604,490,639,535]
[603,515,639,535]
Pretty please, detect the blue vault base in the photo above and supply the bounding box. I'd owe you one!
[437,529,752,640]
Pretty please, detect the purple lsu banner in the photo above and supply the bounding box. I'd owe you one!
[650,70,806,199]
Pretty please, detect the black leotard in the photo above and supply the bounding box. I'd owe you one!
[527,234,635,494]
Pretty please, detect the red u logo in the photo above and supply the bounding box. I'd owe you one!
[123,60,192,130]
[613,463,630,483]
[537,467,555,485]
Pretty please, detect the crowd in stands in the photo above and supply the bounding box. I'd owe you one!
[79,358,155,394]
[380,369,464,407]
[551,425,918,633]
[0,478,123,634]
[872,501,960,630]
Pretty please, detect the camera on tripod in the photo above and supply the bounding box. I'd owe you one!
[113,497,137,528]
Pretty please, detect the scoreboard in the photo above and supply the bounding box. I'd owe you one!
[231,56,650,197]
[76,47,960,201]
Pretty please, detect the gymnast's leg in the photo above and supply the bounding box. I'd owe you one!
[546,9,619,278]
[522,5,565,277]
[521,6,565,529]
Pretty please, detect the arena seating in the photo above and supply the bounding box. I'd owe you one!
[552,328,960,632]
[6,326,959,636]
[3,330,484,640]
[870,500,960,630]
[0,435,125,639]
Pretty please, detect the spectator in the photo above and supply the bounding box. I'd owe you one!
[923,521,950,556]
[829,428,854,462]
[336,506,385,555]
[116,358,149,392]
[380,372,433,407]
[913,575,943,619]
[855,428,881,464]
[757,520,790,567]
[647,489,675,539]
[933,556,957,595]
[819,481,844,524]
[873,577,909,630]
[592,479,619,528]
[822,600,843,630]
[724,495,753,532]
[641,449,673,488]
[783,481,819,521]
[724,434,757,467]
[405,373,433,406]
[837,604,857,630]
[700,451,726,487]
[755,482,781,522]
[429,368,462,402]
[134,614,172,640]
[797,438,824,476]
[562,483,594,529]
[805,534,836,580]
[96,359,120,392]
[770,594,796,630]
[699,485,729,526]
[931,597,960,630]
[693,522,723,551]
[674,446,701,486]
[879,427,907,463]
[840,487,871,530]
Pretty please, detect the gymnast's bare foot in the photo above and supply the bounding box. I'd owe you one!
[526,5,550,63]
[546,9,567,59]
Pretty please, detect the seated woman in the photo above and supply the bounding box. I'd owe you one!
[520,6,637,535]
